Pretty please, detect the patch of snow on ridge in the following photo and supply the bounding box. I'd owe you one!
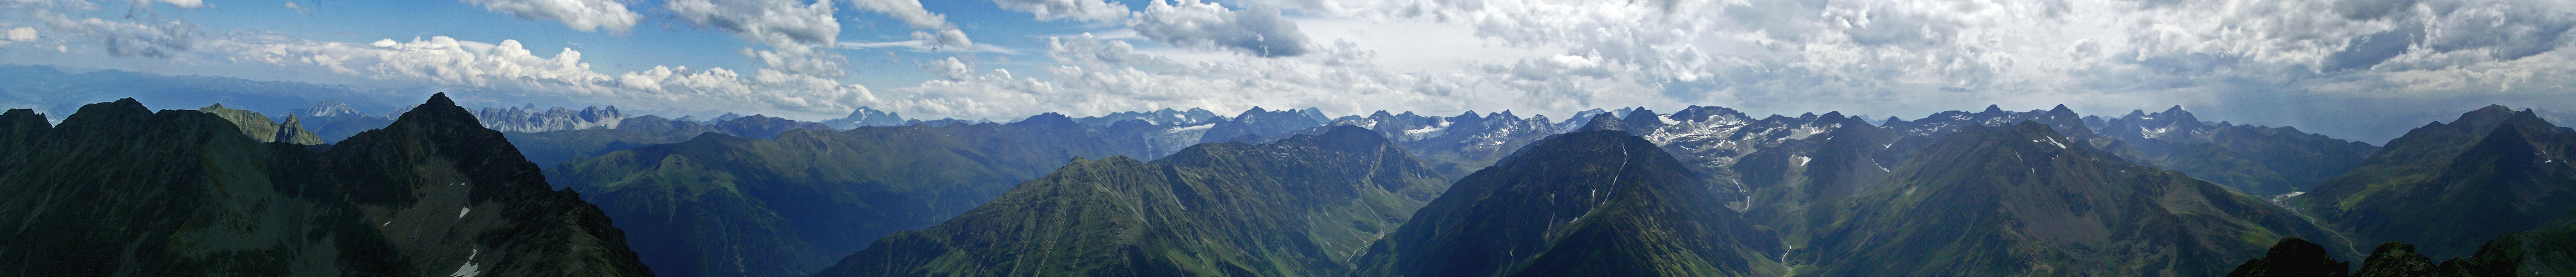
[450,249,481,277]
[458,207,471,218]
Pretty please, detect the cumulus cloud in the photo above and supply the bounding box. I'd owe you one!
[990,0,1127,22]
[845,0,950,29]
[282,2,310,14]
[457,0,642,33]
[1132,0,1313,57]
[7,27,35,42]
[667,0,840,51]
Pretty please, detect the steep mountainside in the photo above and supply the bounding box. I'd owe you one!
[2294,105,2576,259]
[549,113,1149,277]
[0,94,651,276]
[1351,124,1783,277]
[197,103,328,145]
[813,126,1447,276]
[2095,106,2378,195]
[1800,122,2349,276]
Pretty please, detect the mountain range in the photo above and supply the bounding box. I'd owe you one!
[2292,105,2576,259]
[815,126,1446,276]
[3,69,2568,277]
[1351,117,1784,276]
[0,94,651,276]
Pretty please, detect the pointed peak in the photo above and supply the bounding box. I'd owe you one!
[2048,104,2075,115]
[1982,104,2005,113]
[1576,113,1627,132]
[426,93,453,105]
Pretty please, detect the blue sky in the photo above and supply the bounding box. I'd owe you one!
[2,0,2573,143]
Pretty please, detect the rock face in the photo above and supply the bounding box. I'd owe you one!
[814,126,1448,276]
[473,104,629,132]
[2228,238,2351,277]
[2294,105,2576,259]
[295,100,398,143]
[1350,126,1784,277]
[550,112,1150,277]
[825,107,906,129]
[1199,107,1330,143]
[1799,122,2348,276]
[1073,107,1223,126]
[0,94,652,276]
[196,103,327,145]
[297,100,365,117]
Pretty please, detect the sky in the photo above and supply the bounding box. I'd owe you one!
[0,0,2572,143]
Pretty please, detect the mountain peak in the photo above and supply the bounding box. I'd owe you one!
[1575,113,1626,132]
[1982,104,2005,114]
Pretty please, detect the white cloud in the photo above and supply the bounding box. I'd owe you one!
[840,38,1018,54]
[990,0,1127,22]
[7,27,35,42]
[282,2,310,14]
[1131,0,1313,57]
[667,0,840,51]
[130,0,199,8]
[208,33,870,117]
[666,0,854,79]
[911,28,972,50]
[845,0,950,29]
[457,0,642,33]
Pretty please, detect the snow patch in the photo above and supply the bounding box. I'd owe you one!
[449,249,481,277]
[1793,156,1812,167]
[458,207,471,218]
